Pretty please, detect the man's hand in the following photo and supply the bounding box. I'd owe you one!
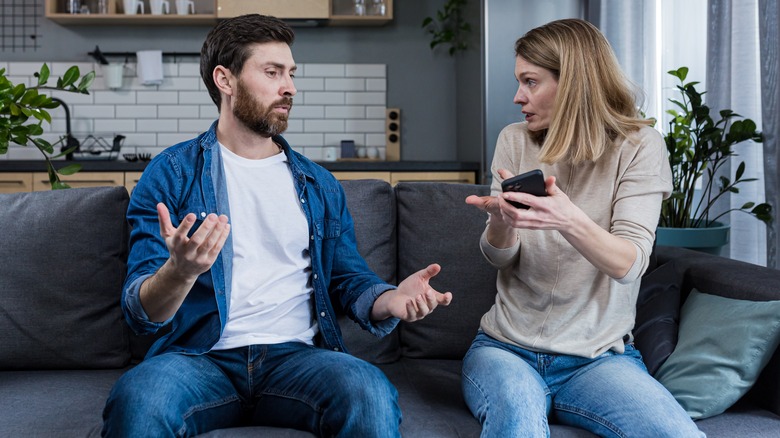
[139,204,231,322]
[158,203,231,282]
[371,264,453,322]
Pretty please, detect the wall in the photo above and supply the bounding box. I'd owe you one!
[1,1,479,163]
[0,59,387,162]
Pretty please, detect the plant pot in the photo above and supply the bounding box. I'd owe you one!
[656,221,730,255]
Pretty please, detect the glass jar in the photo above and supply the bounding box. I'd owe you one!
[353,0,366,16]
[370,0,386,16]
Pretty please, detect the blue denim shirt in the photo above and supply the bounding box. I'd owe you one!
[123,121,398,358]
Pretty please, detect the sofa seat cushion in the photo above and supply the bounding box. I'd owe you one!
[695,406,780,437]
[0,368,128,437]
[394,183,497,360]
[0,186,130,370]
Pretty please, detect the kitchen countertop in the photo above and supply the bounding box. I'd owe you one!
[0,160,480,173]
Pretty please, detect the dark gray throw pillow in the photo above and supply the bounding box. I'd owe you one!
[634,261,682,375]
[0,186,131,370]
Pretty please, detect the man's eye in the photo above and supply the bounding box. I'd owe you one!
[267,71,278,77]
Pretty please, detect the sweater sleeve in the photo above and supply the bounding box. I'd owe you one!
[612,127,673,283]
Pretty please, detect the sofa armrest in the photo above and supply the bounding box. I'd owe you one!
[654,246,780,415]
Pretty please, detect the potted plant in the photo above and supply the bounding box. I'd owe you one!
[657,66,771,254]
[0,63,95,189]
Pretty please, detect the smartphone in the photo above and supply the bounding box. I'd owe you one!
[500,169,547,209]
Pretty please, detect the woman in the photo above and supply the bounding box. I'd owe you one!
[462,19,702,437]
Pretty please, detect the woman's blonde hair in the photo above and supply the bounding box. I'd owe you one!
[515,19,650,164]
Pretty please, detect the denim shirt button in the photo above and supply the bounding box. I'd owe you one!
[320,311,326,317]
[310,235,314,240]
[300,198,306,204]
[313,274,318,280]
[333,347,339,352]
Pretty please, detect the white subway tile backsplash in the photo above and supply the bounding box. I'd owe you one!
[159,105,199,118]
[283,133,325,147]
[179,91,213,105]
[75,105,117,119]
[116,105,157,119]
[177,63,201,77]
[366,79,387,92]
[5,61,386,158]
[303,64,346,77]
[324,78,365,91]
[366,106,387,119]
[94,92,136,105]
[200,105,219,119]
[346,120,385,133]
[293,105,325,119]
[140,119,179,133]
[325,133,366,147]
[95,119,136,133]
[346,64,386,78]
[293,78,325,91]
[305,119,345,133]
[137,91,179,104]
[325,106,366,119]
[159,77,201,91]
[304,92,345,105]
[286,120,304,133]
[345,92,386,105]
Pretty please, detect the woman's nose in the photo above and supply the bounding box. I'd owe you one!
[514,86,527,105]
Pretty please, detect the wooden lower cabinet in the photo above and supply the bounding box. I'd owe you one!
[32,172,125,191]
[1,169,476,194]
[0,173,34,193]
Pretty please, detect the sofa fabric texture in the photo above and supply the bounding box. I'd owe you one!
[1,181,780,437]
[0,186,130,370]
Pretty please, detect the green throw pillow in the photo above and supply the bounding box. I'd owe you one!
[655,289,780,419]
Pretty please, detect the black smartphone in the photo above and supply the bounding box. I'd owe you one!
[500,169,547,209]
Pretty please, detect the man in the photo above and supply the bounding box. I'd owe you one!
[102,14,452,437]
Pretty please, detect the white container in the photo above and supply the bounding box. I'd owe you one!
[102,63,124,90]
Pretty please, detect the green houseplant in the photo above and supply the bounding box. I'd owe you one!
[421,0,471,56]
[0,63,95,189]
[658,66,771,252]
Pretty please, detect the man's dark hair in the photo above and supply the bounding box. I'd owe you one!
[200,14,295,109]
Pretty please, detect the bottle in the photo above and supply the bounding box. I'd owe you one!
[66,0,80,14]
[370,0,386,16]
[97,0,108,14]
[353,0,366,16]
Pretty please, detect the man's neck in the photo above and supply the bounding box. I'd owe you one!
[216,115,281,160]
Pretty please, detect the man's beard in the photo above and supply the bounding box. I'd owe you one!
[232,80,293,138]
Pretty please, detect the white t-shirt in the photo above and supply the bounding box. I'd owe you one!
[211,144,317,350]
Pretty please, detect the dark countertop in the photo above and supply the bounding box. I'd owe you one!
[0,160,480,173]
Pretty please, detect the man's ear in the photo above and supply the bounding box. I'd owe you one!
[213,65,234,96]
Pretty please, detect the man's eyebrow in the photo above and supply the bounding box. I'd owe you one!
[264,62,297,71]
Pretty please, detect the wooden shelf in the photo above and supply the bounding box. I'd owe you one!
[45,0,393,26]
[45,13,217,25]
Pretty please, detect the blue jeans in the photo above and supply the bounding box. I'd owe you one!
[102,342,401,437]
[462,332,704,438]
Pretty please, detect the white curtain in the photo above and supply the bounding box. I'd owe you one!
[707,0,766,266]
[592,0,767,265]
[759,0,780,269]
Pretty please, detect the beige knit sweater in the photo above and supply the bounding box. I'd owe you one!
[479,122,672,358]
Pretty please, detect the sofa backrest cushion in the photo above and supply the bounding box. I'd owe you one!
[395,182,497,359]
[0,186,131,370]
[337,179,400,363]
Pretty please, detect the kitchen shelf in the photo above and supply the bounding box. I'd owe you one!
[46,0,393,26]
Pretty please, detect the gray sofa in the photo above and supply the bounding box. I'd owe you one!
[1,180,779,437]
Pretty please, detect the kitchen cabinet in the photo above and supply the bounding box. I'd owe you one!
[217,0,329,19]
[330,171,475,186]
[0,173,34,194]
[32,171,125,191]
[125,171,144,193]
[45,0,393,26]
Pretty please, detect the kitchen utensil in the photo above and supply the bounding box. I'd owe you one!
[122,0,143,15]
[150,0,169,15]
[91,45,110,65]
[175,0,195,15]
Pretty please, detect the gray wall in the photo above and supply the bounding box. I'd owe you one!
[3,1,481,163]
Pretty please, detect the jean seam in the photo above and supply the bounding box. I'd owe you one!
[259,388,324,414]
[554,402,627,438]
[177,395,241,437]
